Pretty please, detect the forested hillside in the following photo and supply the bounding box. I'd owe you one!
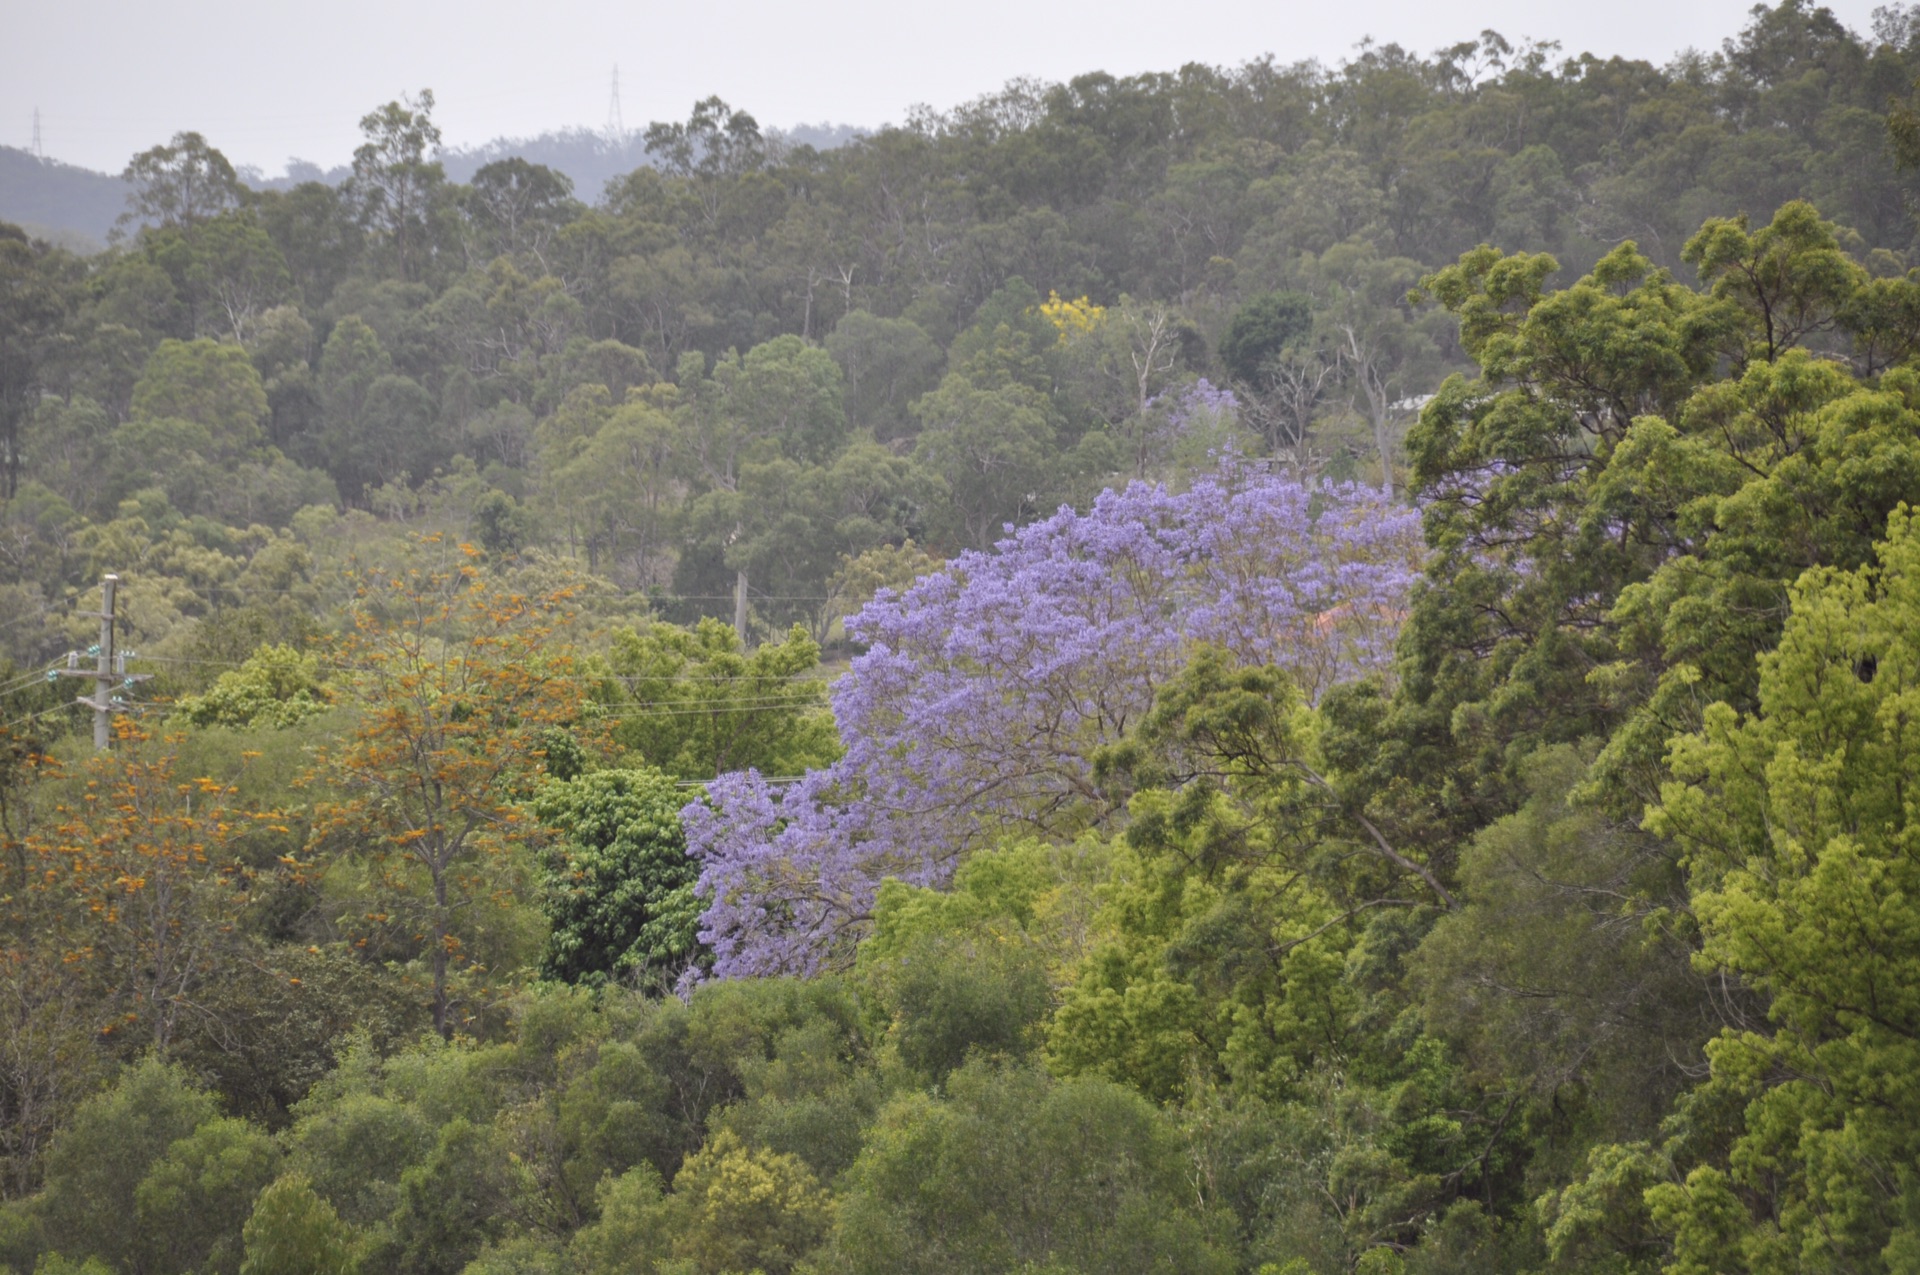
[5,2,1920,1271]
[0,148,127,250]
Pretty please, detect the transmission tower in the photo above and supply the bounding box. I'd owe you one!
[606,66,627,146]
[31,108,42,160]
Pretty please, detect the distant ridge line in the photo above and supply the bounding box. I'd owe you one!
[2,121,869,242]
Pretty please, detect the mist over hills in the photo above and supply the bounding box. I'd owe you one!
[0,119,865,247]
[0,146,128,248]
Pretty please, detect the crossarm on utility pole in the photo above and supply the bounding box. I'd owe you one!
[51,575,148,749]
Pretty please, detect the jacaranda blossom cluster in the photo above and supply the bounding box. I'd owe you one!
[681,462,1424,981]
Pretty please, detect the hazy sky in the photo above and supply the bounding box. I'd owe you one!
[3,0,1893,176]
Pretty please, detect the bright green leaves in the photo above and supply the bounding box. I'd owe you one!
[1657,508,1920,1038]
[1634,508,1920,1270]
[652,1128,834,1275]
[1403,208,1920,1271]
[1596,354,1920,799]
[1401,201,1920,853]
[1054,648,1448,1105]
[1417,241,1722,445]
[1398,241,1732,837]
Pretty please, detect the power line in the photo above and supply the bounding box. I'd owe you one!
[115,656,825,710]
[185,580,840,604]
[0,704,68,735]
[2,568,847,611]
[605,674,830,687]
[0,669,55,697]
[596,703,829,720]
[121,654,834,689]
[596,696,829,714]
[673,776,805,788]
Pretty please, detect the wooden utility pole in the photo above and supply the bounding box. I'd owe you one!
[55,574,147,749]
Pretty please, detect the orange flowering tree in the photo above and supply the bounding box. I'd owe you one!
[15,725,276,1053]
[0,742,100,1196]
[311,543,590,1037]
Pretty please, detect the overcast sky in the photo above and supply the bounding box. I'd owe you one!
[3,0,1893,176]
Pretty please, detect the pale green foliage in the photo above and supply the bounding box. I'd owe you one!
[656,1128,833,1274]
[120,131,243,229]
[826,1059,1233,1274]
[130,337,270,456]
[281,1039,439,1237]
[694,441,939,639]
[826,540,940,626]
[684,334,847,484]
[190,213,293,344]
[562,1166,667,1274]
[1537,1141,1669,1270]
[37,1059,218,1271]
[135,1116,282,1275]
[175,643,334,729]
[825,311,943,440]
[1682,199,1867,364]
[29,1257,112,1275]
[709,1015,884,1189]
[240,1175,359,1275]
[540,394,679,580]
[457,1237,566,1275]
[912,351,1058,549]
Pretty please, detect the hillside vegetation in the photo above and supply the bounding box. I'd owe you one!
[5,3,1920,1272]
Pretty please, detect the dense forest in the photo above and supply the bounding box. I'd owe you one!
[5,1,1920,1270]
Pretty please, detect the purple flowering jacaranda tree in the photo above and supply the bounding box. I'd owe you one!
[682,459,1424,980]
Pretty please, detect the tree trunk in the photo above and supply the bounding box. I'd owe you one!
[430,860,450,1038]
[1341,325,1395,502]
[1372,404,1395,503]
[734,568,750,646]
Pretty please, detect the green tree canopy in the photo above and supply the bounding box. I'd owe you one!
[130,337,270,457]
[606,618,836,780]
[531,766,703,989]
[1218,288,1312,386]
[1630,506,1920,1273]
